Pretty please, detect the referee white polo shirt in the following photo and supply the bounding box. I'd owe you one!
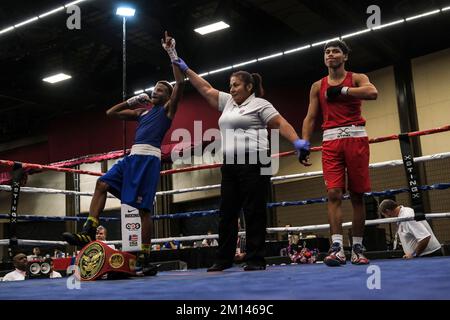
[218,92,279,159]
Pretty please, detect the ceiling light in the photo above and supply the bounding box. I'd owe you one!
[14,17,39,28]
[232,59,258,68]
[194,21,230,35]
[284,45,311,55]
[42,73,72,84]
[257,52,283,61]
[116,7,136,17]
[406,9,440,21]
[39,7,65,18]
[312,37,340,47]
[341,28,371,39]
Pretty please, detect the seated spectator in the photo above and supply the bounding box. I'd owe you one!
[163,239,182,250]
[27,247,42,261]
[46,258,62,278]
[379,199,442,258]
[2,253,28,281]
[280,225,302,257]
[202,230,218,247]
[53,249,65,258]
[96,225,116,250]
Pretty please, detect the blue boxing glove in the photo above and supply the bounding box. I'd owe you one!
[293,139,311,165]
[173,58,189,73]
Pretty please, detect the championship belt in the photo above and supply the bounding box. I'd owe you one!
[76,240,137,281]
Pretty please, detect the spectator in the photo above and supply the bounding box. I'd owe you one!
[53,249,65,258]
[27,247,42,261]
[202,231,218,247]
[379,199,442,258]
[2,253,28,281]
[163,240,181,250]
[96,225,116,250]
[46,258,62,279]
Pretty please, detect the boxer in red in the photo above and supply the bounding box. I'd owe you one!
[297,39,378,266]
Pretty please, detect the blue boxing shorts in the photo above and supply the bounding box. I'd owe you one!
[99,154,160,211]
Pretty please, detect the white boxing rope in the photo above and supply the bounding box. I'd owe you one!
[156,184,221,196]
[0,239,67,246]
[1,151,450,199]
[107,233,233,246]
[159,151,450,195]
[266,213,450,233]
[0,185,116,198]
[2,213,449,247]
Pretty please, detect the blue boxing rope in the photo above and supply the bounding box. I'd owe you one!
[152,209,220,220]
[267,183,450,208]
[3,183,449,222]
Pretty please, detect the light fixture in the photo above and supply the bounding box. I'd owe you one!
[42,73,72,84]
[116,7,136,17]
[232,59,258,68]
[208,66,232,75]
[312,37,340,47]
[284,45,311,55]
[405,9,440,21]
[0,0,92,37]
[14,17,39,28]
[341,28,371,39]
[38,7,65,19]
[133,7,450,93]
[194,21,230,35]
[257,52,283,61]
[65,0,90,7]
[372,19,405,30]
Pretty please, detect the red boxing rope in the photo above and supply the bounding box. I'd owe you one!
[50,150,128,168]
[1,125,449,177]
[161,124,450,175]
[0,160,103,177]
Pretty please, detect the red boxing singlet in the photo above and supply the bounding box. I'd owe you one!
[319,72,366,130]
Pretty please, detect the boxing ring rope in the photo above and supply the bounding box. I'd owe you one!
[2,182,449,222]
[160,124,450,175]
[49,149,128,168]
[0,160,103,177]
[1,125,449,177]
[2,212,450,247]
[0,214,119,222]
[1,125,450,251]
[2,151,450,198]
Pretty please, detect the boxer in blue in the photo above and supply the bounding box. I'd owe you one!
[63,34,184,275]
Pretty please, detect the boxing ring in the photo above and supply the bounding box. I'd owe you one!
[1,256,449,300]
[1,125,450,300]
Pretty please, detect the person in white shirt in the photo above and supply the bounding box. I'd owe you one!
[46,258,62,278]
[379,199,442,258]
[202,231,218,247]
[96,225,116,250]
[171,49,303,272]
[27,247,42,261]
[2,253,28,281]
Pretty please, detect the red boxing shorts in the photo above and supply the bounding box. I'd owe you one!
[321,126,370,193]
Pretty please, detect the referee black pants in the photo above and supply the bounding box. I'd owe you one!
[215,163,271,267]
